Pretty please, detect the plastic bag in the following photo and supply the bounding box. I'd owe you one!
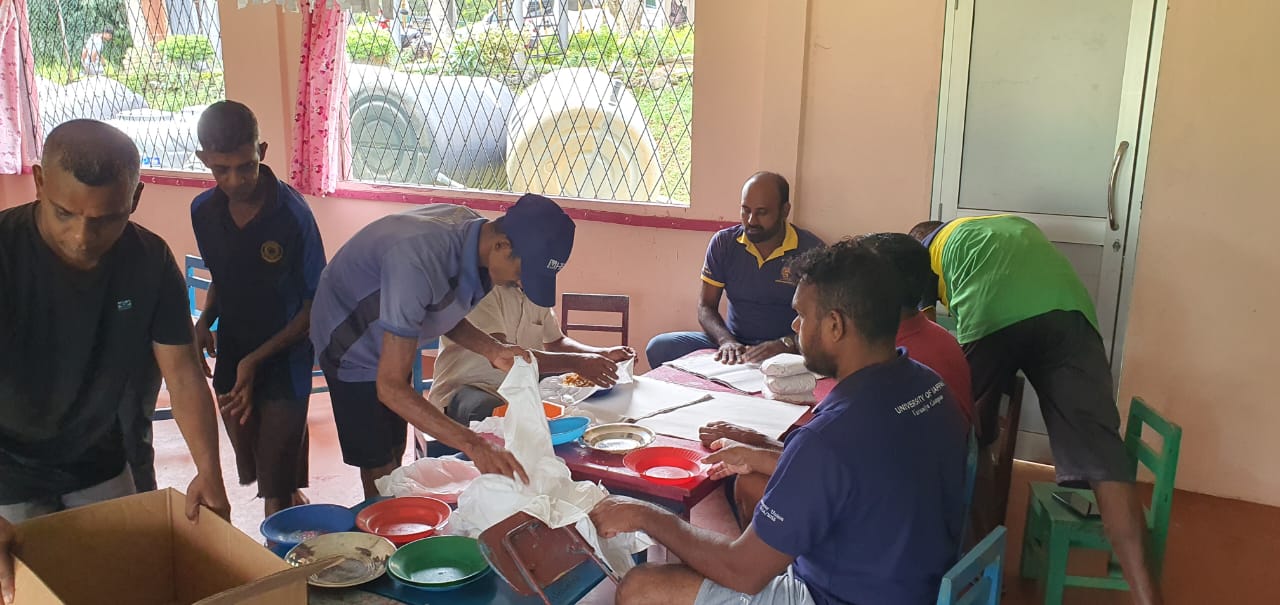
[374,456,482,504]
[452,357,649,574]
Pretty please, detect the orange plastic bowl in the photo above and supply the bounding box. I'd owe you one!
[355,496,452,546]
[493,401,564,419]
[623,446,708,486]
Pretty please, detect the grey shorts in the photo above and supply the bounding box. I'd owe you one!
[963,310,1131,486]
[695,569,814,605]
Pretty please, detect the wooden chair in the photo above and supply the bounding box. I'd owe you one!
[560,293,630,346]
[993,375,1026,525]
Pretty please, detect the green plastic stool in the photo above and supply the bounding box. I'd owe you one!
[1019,397,1181,604]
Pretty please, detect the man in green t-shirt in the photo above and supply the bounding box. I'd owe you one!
[910,214,1162,605]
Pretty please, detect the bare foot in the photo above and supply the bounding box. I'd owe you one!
[292,490,310,506]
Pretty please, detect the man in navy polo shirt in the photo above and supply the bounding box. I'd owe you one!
[645,172,823,368]
[311,194,575,498]
[592,239,968,605]
[190,101,326,517]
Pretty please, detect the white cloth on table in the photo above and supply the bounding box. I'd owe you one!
[764,373,816,396]
[762,383,816,405]
[761,353,808,377]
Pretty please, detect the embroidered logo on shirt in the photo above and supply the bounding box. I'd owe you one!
[116,299,133,311]
[546,259,566,272]
[776,265,796,285]
[260,240,284,263]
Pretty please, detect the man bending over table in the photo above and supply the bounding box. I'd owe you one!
[645,172,823,368]
[591,239,968,605]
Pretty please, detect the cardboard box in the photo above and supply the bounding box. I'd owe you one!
[12,488,312,605]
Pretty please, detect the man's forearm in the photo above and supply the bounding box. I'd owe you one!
[198,283,219,324]
[636,508,761,593]
[698,305,736,345]
[445,318,502,358]
[544,336,608,356]
[167,359,223,476]
[530,350,590,374]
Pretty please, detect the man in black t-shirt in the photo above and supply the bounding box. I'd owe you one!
[0,120,230,604]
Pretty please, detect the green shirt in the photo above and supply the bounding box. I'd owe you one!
[928,215,1098,344]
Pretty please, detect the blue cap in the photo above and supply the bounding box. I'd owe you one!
[503,193,575,308]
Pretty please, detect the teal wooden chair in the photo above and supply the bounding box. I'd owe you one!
[1019,397,1182,604]
[937,526,1007,605]
[959,428,979,557]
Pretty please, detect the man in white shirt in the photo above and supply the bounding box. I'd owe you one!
[431,286,635,424]
[81,26,114,76]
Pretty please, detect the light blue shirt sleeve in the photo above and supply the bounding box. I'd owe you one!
[374,243,445,339]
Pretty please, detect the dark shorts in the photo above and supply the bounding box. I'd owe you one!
[222,397,310,498]
[323,371,408,469]
[963,310,1130,486]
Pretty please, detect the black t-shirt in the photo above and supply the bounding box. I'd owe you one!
[0,202,193,504]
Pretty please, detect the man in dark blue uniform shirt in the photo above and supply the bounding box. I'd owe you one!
[592,240,968,605]
[645,172,823,368]
[191,101,326,517]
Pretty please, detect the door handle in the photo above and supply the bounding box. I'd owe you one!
[1107,141,1130,231]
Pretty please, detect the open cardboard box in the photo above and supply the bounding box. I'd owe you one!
[12,488,326,605]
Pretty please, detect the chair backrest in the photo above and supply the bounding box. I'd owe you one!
[1123,397,1182,570]
[936,526,1007,605]
[991,374,1026,526]
[959,428,979,558]
[184,254,211,318]
[560,293,630,346]
[410,339,441,395]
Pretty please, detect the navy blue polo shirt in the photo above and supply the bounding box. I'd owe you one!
[753,349,968,605]
[700,224,823,344]
[191,165,326,401]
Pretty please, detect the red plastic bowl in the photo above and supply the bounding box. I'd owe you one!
[356,496,452,546]
[623,446,707,486]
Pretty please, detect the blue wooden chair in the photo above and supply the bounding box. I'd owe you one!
[184,255,215,327]
[937,526,1007,605]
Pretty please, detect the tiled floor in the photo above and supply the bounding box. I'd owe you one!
[152,390,1280,604]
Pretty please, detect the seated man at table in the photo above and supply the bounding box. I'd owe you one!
[645,172,823,369]
[431,285,636,424]
[592,240,968,605]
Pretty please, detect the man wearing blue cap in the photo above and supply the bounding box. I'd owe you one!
[311,194,576,498]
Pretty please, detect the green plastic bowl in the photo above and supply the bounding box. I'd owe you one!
[387,535,491,589]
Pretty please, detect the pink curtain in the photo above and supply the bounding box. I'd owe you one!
[0,0,41,174]
[290,0,350,195]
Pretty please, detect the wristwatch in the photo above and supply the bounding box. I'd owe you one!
[780,335,796,351]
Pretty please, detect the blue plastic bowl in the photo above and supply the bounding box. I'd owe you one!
[549,416,591,446]
[260,503,356,547]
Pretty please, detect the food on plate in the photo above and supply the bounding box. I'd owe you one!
[562,373,594,387]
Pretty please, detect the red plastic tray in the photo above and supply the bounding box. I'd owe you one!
[623,446,708,486]
[356,496,452,546]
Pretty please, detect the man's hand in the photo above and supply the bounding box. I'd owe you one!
[194,319,217,378]
[742,339,789,364]
[185,473,231,522]
[699,421,768,449]
[570,354,620,388]
[601,346,636,363]
[703,439,764,480]
[0,514,13,605]
[217,356,258,426]
[486,344,532,372]
[588,495,659,539]
[464,438,530,484]
[715,341,746,365]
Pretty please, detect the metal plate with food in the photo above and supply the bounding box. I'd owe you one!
[539,373,600,405]
[580,423,656,454]
[285,531,396,588]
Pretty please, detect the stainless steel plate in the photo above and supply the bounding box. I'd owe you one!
[581,423,656,454]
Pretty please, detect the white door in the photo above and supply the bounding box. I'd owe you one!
[931,0,1167,462]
